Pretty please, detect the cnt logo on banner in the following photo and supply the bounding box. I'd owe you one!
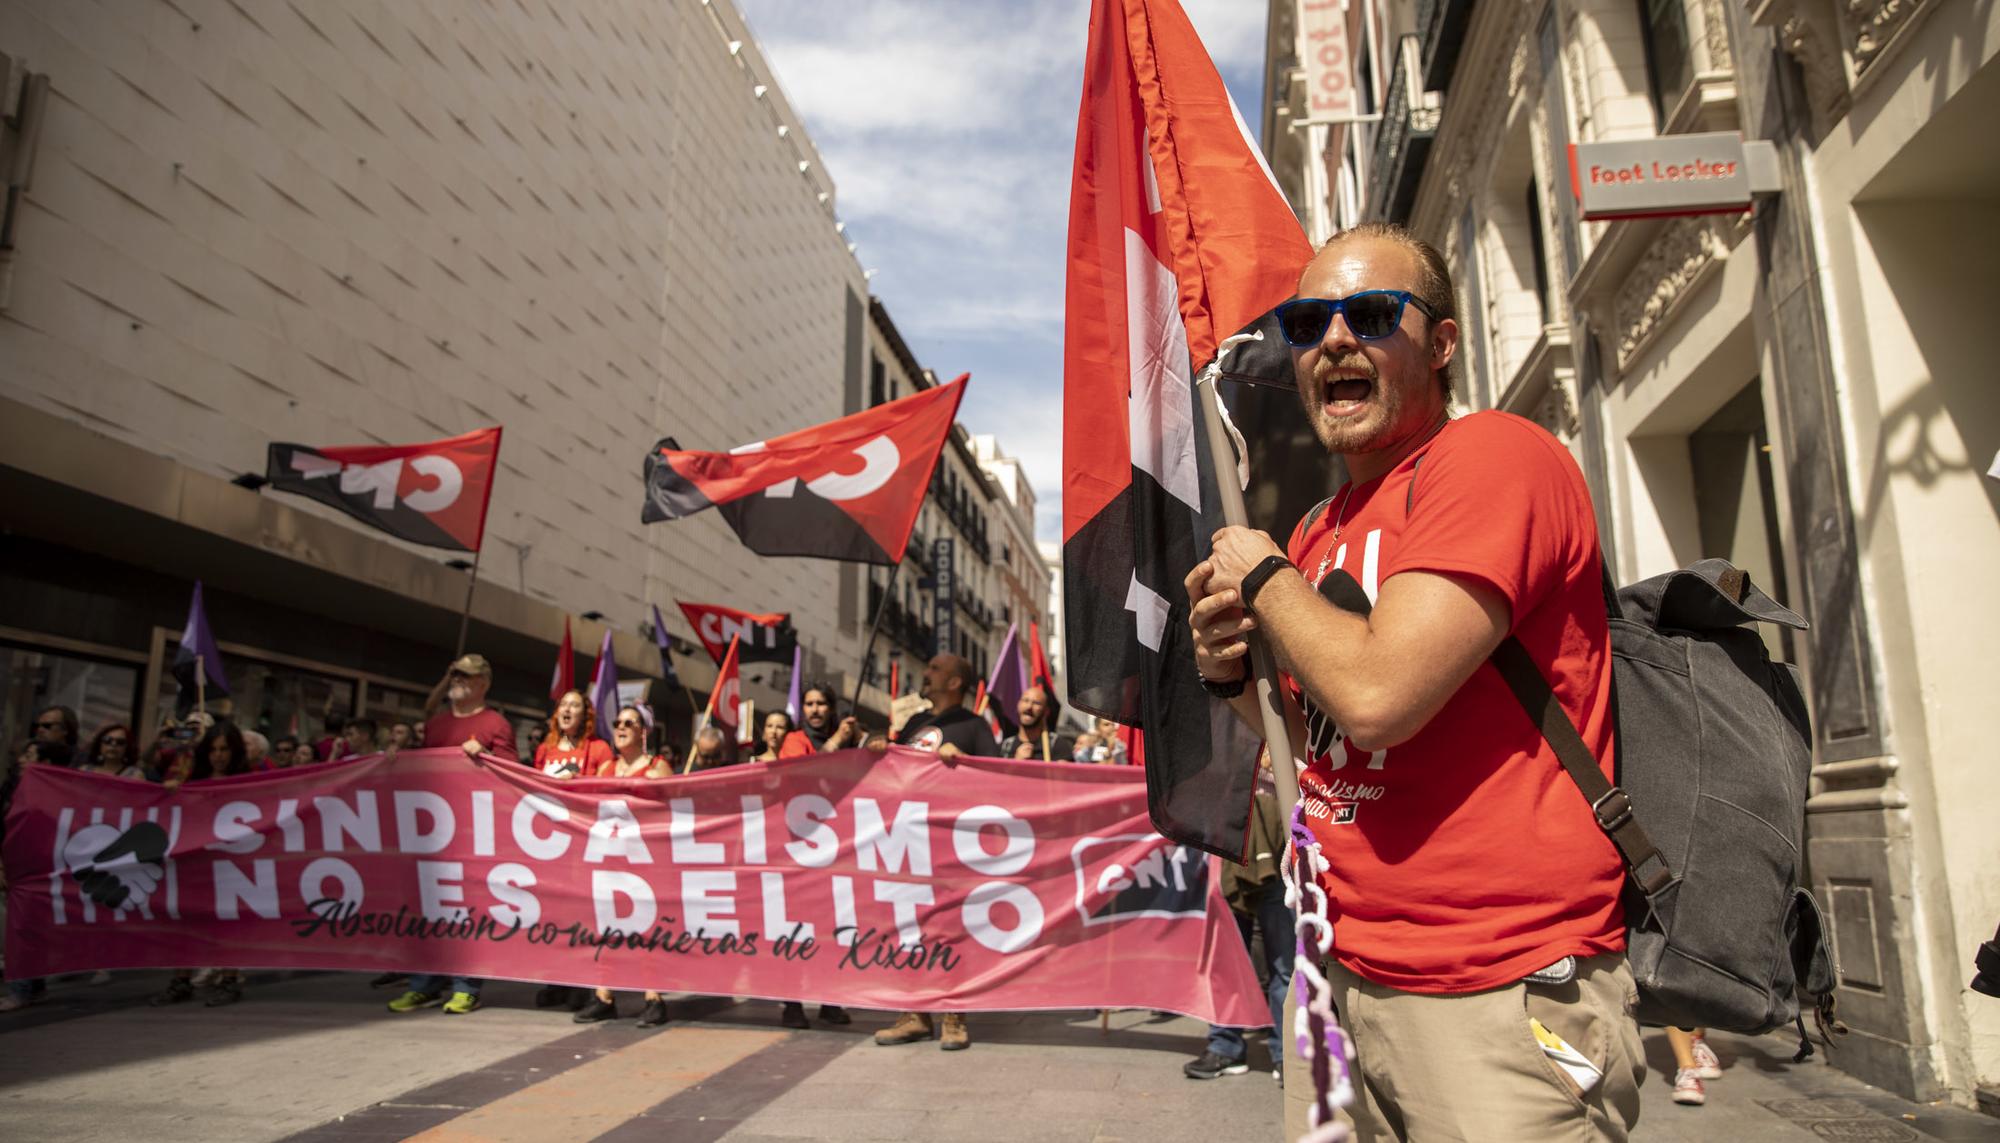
[1,750,1266,1024]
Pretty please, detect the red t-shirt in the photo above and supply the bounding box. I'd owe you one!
[423,708,520,763]
[533,738,613,778]
[777,730,816,759]
[1285,412,1624,993]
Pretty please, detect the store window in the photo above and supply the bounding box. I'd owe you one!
[1638,0,1693,131]
[152,643,355,750]
[2,641,141,755]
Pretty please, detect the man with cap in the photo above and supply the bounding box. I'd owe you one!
[417,654,519,763]
[384,653,519,1015]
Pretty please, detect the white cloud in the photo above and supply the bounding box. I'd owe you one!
[737,0,1269,544]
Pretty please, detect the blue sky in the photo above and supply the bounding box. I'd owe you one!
[735,0,1270,543]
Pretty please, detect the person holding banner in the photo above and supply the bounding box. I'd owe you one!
[686,726,736,772]
[751,711,794,764]
[532,692,612,778]
[779,684,863,757]
[998,685,1075,763]
[869,653,995,1052]
[388,653,514,1016]
[600,705,671,778]
[150,722,252,1008]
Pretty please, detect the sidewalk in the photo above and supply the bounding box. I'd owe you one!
[0,972,1280,1143]
[1632,1028,1999,1142]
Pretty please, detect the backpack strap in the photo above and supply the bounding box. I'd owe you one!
[1490,637,1674,897]
[1403,445,1665,889]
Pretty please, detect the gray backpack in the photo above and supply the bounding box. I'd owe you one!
[1492,559,1842,1047]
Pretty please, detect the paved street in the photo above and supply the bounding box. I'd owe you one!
[3,972,1994,1142]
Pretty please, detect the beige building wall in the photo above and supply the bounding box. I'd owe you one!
[1785,0,2000,1102]
[0,0,868,697]
[1317,0,1999,1112]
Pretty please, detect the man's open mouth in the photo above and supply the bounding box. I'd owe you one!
[1323,376,1373,412]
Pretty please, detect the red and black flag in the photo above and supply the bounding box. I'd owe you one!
[675,601,798,666]
[642,378,966,565]
[1061,0,1312,858]
[265,428,502,552]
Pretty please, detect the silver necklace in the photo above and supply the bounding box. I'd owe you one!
[1312,484,1354,587]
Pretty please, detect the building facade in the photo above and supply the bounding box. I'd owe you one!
[1264,0,1997,1112]
[851,300,1049,720]
[0,0,898,754]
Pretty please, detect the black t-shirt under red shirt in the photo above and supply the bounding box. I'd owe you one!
[893,706,999,756]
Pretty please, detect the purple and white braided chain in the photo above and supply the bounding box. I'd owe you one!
[1283,802,1353,1143]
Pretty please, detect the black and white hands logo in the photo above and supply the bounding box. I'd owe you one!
[62,822,168,910]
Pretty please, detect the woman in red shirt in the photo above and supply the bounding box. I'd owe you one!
[572,704,672,1027]
[532,691,613,778]
[530,691,611,1013]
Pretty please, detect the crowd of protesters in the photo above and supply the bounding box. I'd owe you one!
[0,652,1281,1083]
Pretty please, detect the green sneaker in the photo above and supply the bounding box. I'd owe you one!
[387,990,442,1013]
[441,991,482,1015]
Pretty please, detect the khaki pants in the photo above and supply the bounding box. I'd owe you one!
[1287,952,1644,1142]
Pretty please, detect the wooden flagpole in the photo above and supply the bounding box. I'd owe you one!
[1195,371,1301,821]
[849,559,904,721]
[453,548,484,659]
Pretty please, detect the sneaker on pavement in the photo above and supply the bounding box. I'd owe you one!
[1672,1068,1707,1106]
[88,970,114,985]
[817,1004,852,1026]
[1689,1034,1723,1080]
[780,1002,810,1030]
[573,998,617,1023]
[0,993,31,1013]
[202,977,243,1007]
[1183,1051,1249,1080]
[874,1012,934,1046]
[149,978,195,1007]
[636,998,669,1028]
[387,990,443,1013]
[1274,1066,1284,1087]
[939,1014,970,1051]
[441,991,482,1015]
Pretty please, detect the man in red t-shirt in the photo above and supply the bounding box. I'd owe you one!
[382,653,519,1017]
[1185,224,1643,1139]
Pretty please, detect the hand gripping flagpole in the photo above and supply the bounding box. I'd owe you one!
[1196,334,1353,1143]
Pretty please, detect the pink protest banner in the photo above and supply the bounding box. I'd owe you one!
[2,748,1265,1024]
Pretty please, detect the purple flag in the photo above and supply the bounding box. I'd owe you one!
[172,581,229,712]
[984,622,1026,735]
[785,643,803,722]
[650,604,681,688]
[590,629,620,742]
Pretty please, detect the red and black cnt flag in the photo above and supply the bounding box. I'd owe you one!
[642,378,966,565]
[265,428,502,552]
[1061,0,1312,859]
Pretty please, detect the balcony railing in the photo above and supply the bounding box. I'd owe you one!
[1364,35,1441,226]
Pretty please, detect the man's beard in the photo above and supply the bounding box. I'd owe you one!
[1300,352,1399,453]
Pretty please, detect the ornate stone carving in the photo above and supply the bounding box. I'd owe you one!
[1532,375,1579,439]
[1753,0,1851,125]
[1845,0,1924,76]
[1699,0,1734,71]
[1613,218,1724,369]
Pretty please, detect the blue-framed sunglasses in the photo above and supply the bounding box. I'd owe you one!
[1274,290,1439,347]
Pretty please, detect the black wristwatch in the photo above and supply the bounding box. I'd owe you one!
[1239,554,1295,611]
[1199,667,1247,699]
